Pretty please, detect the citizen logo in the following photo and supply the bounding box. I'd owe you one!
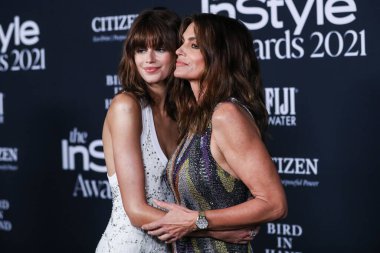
[272,157,318,175]
[0,147,18,162]
[91,14,138,33]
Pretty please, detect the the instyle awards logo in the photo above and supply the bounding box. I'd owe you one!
[91,13,138,43]
[273,156,320,188]
[0,147,18,171]
[0,92,4,124]
[0,16,46,72]
[265,222,304,253]
[202,0,367,60]
[0,199,12,232]
[265,87,297,127]
[61,128,111,199]
[104,74,122,110]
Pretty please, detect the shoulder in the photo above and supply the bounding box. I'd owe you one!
[212,101,260,137]
[212,102,251,127]
[104,92,142,128]
[108,92,141,115]
[103,92,143,139]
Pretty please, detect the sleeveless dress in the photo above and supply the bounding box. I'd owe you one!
[96,104,175,253]
[166,99,254,253]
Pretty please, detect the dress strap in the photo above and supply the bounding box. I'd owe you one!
[229,97,254,119]
[140,101,149,145]
[216,97,255,120]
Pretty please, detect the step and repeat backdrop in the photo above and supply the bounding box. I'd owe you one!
[1,0,379,252]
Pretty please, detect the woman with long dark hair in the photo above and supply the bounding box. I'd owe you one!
[95,9,180,252]
[143,13,287,252]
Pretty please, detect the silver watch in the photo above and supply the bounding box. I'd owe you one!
[195,211,208,230]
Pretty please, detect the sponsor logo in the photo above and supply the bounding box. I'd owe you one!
[72,174,111,199]
[61,128,105,173]
[104,74,122,110]
[265,222,303,253]
[61,128,110,199]
[0,16,46,72]
[0,147,18,171]
[0,199,12,232]
[273,157,320,188]
[202,0,366,60]
[265,87,297,127]
[0,92,3,123]
[91,14,138,43]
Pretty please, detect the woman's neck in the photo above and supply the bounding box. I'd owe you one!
[190,80,202,103]
[147,82,167,113]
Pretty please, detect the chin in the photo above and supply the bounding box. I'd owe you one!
[174,72,185,79]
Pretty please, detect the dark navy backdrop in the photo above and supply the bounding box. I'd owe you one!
[1,0,379,252]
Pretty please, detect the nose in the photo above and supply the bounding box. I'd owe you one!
[176,46,185,56]
[145,49,155,63]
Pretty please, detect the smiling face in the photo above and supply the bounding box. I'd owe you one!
[174,23,205,85]
[134,47,173,86]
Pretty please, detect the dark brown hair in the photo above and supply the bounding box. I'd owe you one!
[118,9,181,119]
[173,13,268,139]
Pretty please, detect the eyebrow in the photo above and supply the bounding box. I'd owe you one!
[181,36,197,42]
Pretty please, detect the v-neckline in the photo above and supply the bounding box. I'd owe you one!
[147,106,168,165]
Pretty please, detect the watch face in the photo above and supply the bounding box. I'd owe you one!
[196,217,208,229]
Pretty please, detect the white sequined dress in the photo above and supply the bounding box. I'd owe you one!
[96,104,174,253]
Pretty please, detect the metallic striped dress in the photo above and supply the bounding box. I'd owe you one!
[166,103,254,252]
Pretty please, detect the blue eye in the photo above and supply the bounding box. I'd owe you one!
[136,48,147,53]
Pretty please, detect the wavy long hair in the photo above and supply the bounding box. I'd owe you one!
[173,13,268,140]
[118,9,181,119]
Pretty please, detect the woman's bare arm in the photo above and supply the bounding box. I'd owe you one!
[105,93,165,227]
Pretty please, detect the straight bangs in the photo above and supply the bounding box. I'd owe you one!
[128,21,176,53]
[118,9,180,121]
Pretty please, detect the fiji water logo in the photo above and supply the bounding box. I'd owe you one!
[265,87,297,126]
